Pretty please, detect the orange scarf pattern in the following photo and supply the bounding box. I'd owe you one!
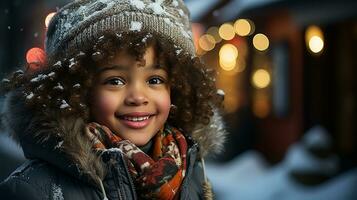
[86,123,188,200]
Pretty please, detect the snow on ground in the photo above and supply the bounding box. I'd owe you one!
[207,126,357,200]
[207,153,357,200]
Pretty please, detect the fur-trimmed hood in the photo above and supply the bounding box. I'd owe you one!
[1,89,226,185]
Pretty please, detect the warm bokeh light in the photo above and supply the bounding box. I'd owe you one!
[252,69,271,89]
[207,26,222,43]
[216,66,242,114]
[199,34,216,51]
[253,33,269,51]
[219,44,238,71]
[219,44,238,60]
[219,59,236,71]
[309,36,324,53]
[219,23,235,41]
[234,19,252,36]
[45,12,56,28]
[305,25,324,54]
[26,47,46,71]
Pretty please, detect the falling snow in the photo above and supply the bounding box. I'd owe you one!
[34,32,39,38]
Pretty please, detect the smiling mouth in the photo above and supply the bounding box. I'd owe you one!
[122,115,151,122]
[117,113,154,129]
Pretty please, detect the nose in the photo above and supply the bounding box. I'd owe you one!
[124,84,149,106]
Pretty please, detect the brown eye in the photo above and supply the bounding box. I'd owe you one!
[104,78,125,86]
[147,77,165,85]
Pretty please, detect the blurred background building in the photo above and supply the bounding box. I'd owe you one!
[1,0,357,199]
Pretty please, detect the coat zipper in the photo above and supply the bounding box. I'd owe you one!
[180,143,198,199]
[120,154,137,200]
[111,163,124,200]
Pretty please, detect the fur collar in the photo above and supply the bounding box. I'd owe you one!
[1,89,226,185]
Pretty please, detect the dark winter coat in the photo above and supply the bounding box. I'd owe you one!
[0,90,226,200]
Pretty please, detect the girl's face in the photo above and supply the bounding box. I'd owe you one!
[90,45,171,146]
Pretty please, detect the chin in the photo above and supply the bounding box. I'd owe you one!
[131,139,150,147]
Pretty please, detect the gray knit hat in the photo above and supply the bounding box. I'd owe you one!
[45,0,195,60]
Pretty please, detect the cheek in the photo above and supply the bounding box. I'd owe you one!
[157,91,171,116]
[91,91,118,119]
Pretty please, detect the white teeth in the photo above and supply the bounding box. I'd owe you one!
[123,116,150,122]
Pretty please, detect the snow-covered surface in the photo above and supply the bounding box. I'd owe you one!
[53,83,64,91]
[148,1,165,15]
[216,89,225,96]
[73,83,81,88]
[130,21,143,31]
[284,144,339,175]
[207,151,357,200]
[54,141,64,149]
[302,126,331,149]
[284,125,338,175]
[207,151,268,186]
[26,92,34,100]
[130,0,145,10]
[207,127,357,200]
[60,100,70,109]
[106,148,123,153]
[30,74,48,83]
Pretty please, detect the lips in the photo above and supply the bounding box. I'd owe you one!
[117,112,154,129]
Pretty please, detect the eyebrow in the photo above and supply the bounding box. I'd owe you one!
[97,63,166,73]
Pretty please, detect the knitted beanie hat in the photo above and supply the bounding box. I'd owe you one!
[45,0,195,60]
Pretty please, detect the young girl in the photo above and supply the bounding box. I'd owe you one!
[0,0,226,199]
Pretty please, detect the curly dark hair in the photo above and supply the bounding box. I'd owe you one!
[2,32,223,133]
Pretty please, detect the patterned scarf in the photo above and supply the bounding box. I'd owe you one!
[85,122,188,200]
